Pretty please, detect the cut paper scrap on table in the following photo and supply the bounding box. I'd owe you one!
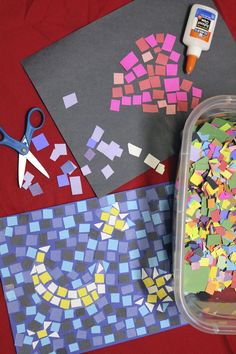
[81,125,166,182]
[110,33,202,114]
[184,117,236,295]
[0,183,186,354]
[22,0,236,197]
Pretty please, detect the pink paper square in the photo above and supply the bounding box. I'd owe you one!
[155,65,166,76]
[167,93,177,104]
[125,72,136,83]
[162,33,176,52]
[124,84,134,94]
[133,63,147,78]
[176,91,188,101]
[142,92,152,103]
[133,95,142,105]
[112,87,123,98]
[120,51,139,71]
[164,77,180,92]
[158,100,167,108]
[170,51,181,63]
[147,64,155,76]
[153,90,165,100]
[136,37,150,52]
[121,96,132,106]
[142,104,158,113]
[149,76,161,88]
[153,47,162,54]
[191,97,200,109]
[113,73,124,85]
[180,79,193,92]
[145,34,157,47]
[192,87,203,98]
[177,101,188,112]
[139,79,151,91]
[166,104,176,115]
[142,51,153,63]
[156,53,169,65]
[166,64,178,76]
[110,99,121,112]
[156,33,164,43]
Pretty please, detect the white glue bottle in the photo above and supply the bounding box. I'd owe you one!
[183,4,218,74]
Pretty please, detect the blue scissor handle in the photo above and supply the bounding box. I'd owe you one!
[0,127,28,155]
[24,107,45,145]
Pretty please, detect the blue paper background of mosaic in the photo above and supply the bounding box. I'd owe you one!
[0,183,186,354]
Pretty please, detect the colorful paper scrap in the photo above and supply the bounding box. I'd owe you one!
[184,117,236,295]
[110,33,203,115]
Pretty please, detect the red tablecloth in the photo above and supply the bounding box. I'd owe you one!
[0,1,235,353]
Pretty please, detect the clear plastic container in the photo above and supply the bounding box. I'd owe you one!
[174,95,236,334]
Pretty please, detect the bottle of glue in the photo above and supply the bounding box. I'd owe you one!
[183,4,218,74]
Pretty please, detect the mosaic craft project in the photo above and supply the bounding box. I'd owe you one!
[0,183,186,354]
[184,117,236,295]
[110,33,203,114]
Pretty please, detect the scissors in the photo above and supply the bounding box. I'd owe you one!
[0,107,49,188]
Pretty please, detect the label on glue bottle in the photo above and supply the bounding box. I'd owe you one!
[190,8,216,42]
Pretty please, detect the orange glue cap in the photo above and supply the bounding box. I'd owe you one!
[186,55,198,75]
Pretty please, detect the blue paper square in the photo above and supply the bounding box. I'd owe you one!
[111,293,120,303]
[108,239,118,251]
[125,318,135,329]
[63,216,75,229]
[26,247,37,258]
[87,239,98,250]
[7,216,18,226]
[42,209,53,219]
[32,133,49,151]
[29,222,40,232]
[157,250,168,261]
[160,319,170,329]
[73,318,82,329]
[119,262,129,273]
[61,260,73,272]
[104,334,115,344]
[79,223,90,232]
[76,200,87,212]
[59,230,69,240]
[0,243,8,255]
[69,343,79,352]
[1,267,10,278]
[127,200,138,210]
[75,251,84,261]
[151,213,161,225]
[107,315,117,324]
[16,324,25,333]
[57,174,70,187]
[5,227,13,237]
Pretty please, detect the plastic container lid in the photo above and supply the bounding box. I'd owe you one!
[174,95,236,334]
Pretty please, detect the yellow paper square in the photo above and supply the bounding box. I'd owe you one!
[110,207,119,216]
[100,212,110,221]
[209,266,217,280]
[91,290,99,301]
[60,299,70,309]
[147,294,158,303]
[82,295,93,306]
[115,219,125,230]
[95,273,105,283]
[37,329,47,339]
[190,172,203,186]
[57,286,68,297]
[32,274,40,286]
[143,277,155,288]
[199,258,210,267]
[36,251,45,263]
[157,288,167,300]
[39,272,52,284]
[43,291,53,302]
[102,224,114,235]
[155,277,165,287]
[78,287,87,297]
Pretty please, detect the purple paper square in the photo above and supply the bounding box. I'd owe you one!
[29,183,43,196]
[86,137,97,148]
[32,133,49,151]
[57,174,70,187]
[84,148,96,161]
[101,165,114,180]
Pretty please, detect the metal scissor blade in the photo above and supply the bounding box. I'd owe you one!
[18,153,27,188]
[26,151,49,179]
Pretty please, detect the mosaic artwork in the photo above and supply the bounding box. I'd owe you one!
[0,183,186,354]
